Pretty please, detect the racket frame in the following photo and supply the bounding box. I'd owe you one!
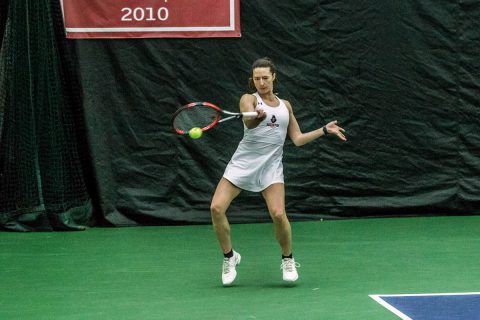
[172,101,258,135]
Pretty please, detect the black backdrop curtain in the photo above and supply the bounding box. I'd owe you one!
[1,1,479,230]
[0,0,7,47]
[75,1,480,226]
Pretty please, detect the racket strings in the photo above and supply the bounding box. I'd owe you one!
[173,105,219,134]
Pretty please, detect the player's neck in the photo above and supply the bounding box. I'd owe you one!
[258,92,276,102]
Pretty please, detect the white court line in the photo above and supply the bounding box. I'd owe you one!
[369,292,480,320]
[369,295,412,320]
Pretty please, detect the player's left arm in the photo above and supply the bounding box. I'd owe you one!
[285,100,346,146]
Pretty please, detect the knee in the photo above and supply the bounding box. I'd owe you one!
[210,202,226,219]
[270,208,287,223]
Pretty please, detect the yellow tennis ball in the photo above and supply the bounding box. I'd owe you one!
[189,127,203,139]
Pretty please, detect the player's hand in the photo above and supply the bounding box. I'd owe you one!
[256,109,267,120]
[325,120,347,141]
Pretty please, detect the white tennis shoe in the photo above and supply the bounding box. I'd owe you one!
[281,258,300,282]
[222,251,241,286]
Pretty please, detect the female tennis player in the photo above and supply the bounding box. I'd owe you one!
[210,57,347,286]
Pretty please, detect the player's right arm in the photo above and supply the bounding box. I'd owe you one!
[240,94,266,129]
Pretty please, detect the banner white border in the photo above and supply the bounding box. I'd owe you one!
[61,0,236,34]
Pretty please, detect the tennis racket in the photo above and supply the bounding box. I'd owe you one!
[171,101,258,135]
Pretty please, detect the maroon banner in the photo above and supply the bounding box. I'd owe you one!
[61,0,241,39]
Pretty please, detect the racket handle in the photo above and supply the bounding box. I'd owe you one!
[242,112,259,118]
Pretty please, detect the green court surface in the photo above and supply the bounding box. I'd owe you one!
[1,215,479,319]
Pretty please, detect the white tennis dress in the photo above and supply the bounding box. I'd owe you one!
[223,93,290,192]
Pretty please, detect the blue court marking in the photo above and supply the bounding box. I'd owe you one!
[370,292,480,320]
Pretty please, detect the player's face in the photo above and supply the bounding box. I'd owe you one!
[252,67,275,94]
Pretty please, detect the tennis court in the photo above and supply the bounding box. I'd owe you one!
[2,216,479,319]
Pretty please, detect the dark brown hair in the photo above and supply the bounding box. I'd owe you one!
[252,57,276,74]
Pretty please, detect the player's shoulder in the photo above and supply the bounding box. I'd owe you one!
[241,93,257,99]
[240,93,257,104]
[281,98,293,112]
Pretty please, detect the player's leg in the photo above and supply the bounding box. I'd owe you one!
[262,183,299,282]
[210,177,241,253]
[210,177,242,285]
[262,183,292,255]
